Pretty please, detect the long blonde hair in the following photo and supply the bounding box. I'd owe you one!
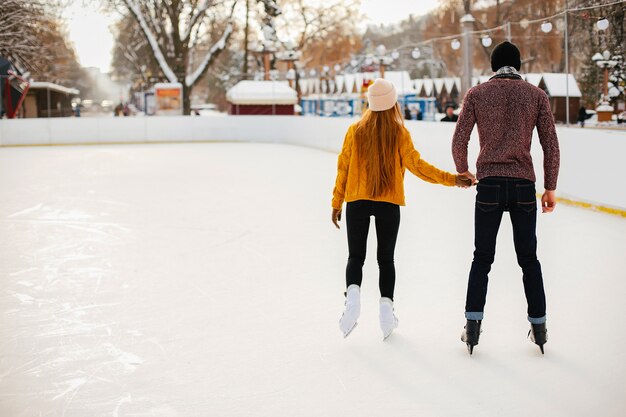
[354,103,404,198]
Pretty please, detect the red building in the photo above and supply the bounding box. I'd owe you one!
[226,81,297,115]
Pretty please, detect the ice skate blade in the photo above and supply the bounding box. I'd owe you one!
[342,322,357,338]
[466,343,474,355]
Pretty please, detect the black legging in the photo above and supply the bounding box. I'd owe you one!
[345,200,400,300]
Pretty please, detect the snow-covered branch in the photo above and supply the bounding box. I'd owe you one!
[185,22,233,87]
[123,0,178,83]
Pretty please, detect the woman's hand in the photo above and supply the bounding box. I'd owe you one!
[332,208,342,229]
[457,171,477,187]
[455,175,472,188]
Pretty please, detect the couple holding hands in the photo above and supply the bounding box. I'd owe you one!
[331,42,559,354]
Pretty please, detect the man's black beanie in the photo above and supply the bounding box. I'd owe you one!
[490,41,521,72]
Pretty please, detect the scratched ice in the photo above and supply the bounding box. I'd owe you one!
[1,143,625,417]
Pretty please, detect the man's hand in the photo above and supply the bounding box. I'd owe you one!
[458,171,478,186]
[541,190,557,213]
[332,208,342,229]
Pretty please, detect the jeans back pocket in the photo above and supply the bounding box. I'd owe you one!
[476,183,500,212]
[515,183,537,213]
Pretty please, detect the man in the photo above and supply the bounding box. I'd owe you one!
[440,104,458,122]
[452,41,560,355]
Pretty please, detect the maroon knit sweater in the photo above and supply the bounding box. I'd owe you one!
[452,78,560,190]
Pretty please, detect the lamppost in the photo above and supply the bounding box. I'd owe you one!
[460,13,475,100]
[275,40,301,89]
[374,44,395,79]
[592,50,620,122]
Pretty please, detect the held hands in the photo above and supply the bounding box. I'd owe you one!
[332,208,342,229]
[541,190,557,213]
[456,171,477,188]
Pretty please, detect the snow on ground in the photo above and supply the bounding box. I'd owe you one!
[1,142,625,417]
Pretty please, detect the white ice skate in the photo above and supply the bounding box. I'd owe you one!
[339,284,360,338]
[379,297,398,340]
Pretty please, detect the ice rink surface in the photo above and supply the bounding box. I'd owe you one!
[1,142,625,417]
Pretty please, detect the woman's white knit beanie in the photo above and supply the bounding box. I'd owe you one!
[367,78,398,111]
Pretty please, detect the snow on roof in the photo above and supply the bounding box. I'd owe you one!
[29,81,79,95]
[226,81,297,105]
[540,73,582,97]
[524,73,542,86]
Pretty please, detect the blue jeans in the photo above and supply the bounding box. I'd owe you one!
[465,177,546,324]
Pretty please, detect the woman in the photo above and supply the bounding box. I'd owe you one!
[332,78,470,339]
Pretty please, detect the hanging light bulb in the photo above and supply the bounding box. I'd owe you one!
[411,48,421,59]
[323,65,330,73]
[451,39,461,50]
[597,17,609,31]
[541,21,553,33]
[376,44,387,56]
[350,59,358,67]
[481,36,492,47]
[334,64,341,72]
[520,19,529,29]
[309,69,317,77]
[391,50,400,60]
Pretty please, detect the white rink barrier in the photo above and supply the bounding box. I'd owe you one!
[1,116,625,212]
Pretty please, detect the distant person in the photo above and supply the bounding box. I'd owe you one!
[577,106,588,128]
[404,104,412,120]
[331,78,472,340]
[452,41,560,355]
[114,103,123,117]
[415,106,423,121]
[440,105,458,122]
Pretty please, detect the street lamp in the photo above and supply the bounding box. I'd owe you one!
[481,36,492,47]
[592,50,619,122]
[541,21,553,33]
[451,39,461,50]
[411,48,421,59]
[596,17,609,31]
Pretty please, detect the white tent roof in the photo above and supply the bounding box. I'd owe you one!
[384,71,417,95]
[433,78,445,95]
[422,79,434,96]
[343,74,356,94]
[335,75,345,94]
[299,79,309,96]
[413,79,423,94]
[443,77,460,94]
[540,73,582,97]
[226,81,297,105]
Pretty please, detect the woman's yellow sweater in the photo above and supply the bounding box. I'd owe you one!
[332,124,458,210]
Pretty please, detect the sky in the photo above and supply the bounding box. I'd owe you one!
[66,0,440,72]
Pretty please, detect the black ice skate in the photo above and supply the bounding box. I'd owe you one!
[528,322,548,354]
[461,320,482,355]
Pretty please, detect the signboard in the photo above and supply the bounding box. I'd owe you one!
[154,83,182,116]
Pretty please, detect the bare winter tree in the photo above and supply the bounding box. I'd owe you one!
[107,0,240,114]
[0,0,54,73]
